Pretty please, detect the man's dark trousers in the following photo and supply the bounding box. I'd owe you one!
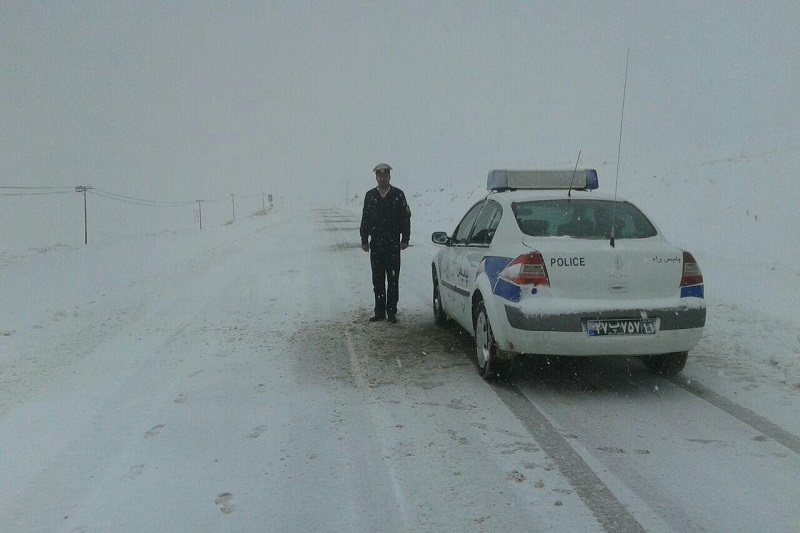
[370,241,401,317]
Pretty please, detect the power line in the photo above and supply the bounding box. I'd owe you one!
[2,185,267,206]
[4,183,278,244]
[204,195,231,204]
[0,185,75,196]
[0,190,74,197]
[89,188,196,207]
[0,185,74,190]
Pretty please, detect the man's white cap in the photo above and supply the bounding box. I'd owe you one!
[373,163,392,173]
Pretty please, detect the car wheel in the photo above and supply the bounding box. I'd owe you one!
[432,270,448,326]
[641,351,688,376]
[474,300,510,380]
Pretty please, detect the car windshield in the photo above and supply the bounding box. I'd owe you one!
[512,199,657,239]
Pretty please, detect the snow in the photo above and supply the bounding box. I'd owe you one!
[1,147,800,531]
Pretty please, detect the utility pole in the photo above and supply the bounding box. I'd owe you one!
[75,186,93,244]
[262,193,266,211]
[231,193,235,221]
[196,200,203,229]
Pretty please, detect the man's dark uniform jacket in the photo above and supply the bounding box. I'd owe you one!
[360,186,411,247]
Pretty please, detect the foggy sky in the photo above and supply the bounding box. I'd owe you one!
[2,1,798,205]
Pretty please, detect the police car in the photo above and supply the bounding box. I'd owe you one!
[431,169,705,379]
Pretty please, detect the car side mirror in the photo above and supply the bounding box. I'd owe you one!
[431,231,450,245]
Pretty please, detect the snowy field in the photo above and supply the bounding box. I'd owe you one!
[2,148,800,531]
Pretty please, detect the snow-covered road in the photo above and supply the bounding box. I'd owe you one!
[1,203,799,532]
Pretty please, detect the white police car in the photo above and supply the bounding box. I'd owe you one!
[431,169,705,379]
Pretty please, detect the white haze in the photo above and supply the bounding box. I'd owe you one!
[2,1,798,212]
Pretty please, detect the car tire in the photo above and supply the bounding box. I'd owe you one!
[474,300,510,380]
[432,269,448,326]
[641,351,688,376]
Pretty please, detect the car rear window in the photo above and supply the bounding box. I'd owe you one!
[512,199,657,239]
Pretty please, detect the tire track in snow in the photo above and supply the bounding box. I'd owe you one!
[671,377,800,455]
[491,380,646,533]
[342,326,413,531]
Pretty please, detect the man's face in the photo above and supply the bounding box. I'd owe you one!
[375,169,391,187]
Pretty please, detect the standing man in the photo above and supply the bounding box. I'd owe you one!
[360,163,411,323]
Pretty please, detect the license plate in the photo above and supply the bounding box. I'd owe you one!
[586,319,656,336]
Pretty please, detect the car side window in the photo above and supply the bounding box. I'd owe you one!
[468,202,502,245]
[452,202,485,245]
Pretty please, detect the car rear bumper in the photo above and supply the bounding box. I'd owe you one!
[505,305,705,332]
[497,303,705,356]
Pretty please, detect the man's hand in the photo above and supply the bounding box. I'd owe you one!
[400,242,409,250]
[361,243,369,252]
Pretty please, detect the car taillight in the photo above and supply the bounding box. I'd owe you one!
[680,251,703,286]
[500,252,550,286]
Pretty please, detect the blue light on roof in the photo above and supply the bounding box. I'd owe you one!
[487,169,599,191]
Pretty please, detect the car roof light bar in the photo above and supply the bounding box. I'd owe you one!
[488,169,599,191]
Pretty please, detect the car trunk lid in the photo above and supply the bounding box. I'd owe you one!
[522,236,683,300]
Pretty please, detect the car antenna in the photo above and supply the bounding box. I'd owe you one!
[611,47,630,248]
[567,149,581,197]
